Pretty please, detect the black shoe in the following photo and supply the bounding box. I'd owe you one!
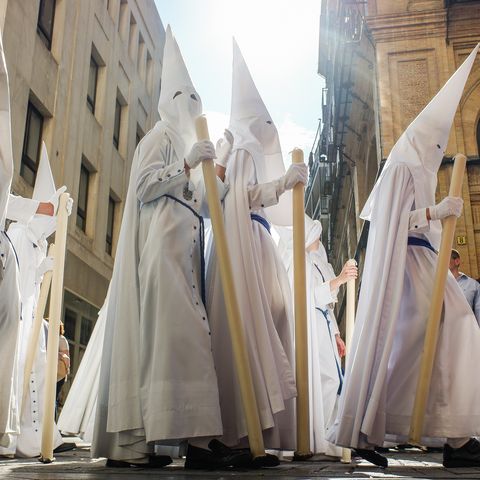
[375,446,390,453]
[53,442,76,453]
[208,439,279,468]
[443,438,480,468]
[185,443,251,470]
[354,448,388,468]
[106,456,172,468]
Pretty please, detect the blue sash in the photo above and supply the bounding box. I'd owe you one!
[316,307,343,395]
[250,213,271,234]
[407,236,436,253]
[162,194,206,306]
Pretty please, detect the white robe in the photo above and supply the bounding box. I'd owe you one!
[0,230,20,449]
[92,125,223,462]
[207,149,296,450]
[329,163,480,449]
[305,252,343,457]
[2,198,62,457]
[57,301,106,442]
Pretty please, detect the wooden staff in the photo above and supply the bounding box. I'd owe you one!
[292,148,311,459]
[341,258,357,463]
[195,115,265,459]
[40,193,70,463]
[409,153,467,444]
[22,244,55,413]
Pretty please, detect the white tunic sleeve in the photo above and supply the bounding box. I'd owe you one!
[247,181,278,209]
[315,280,337,307]
[330,313,340,335]
[408,207,429,233]
[6,194,39,224]
[136,133,188,204]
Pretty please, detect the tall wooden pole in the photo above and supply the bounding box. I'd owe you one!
[22,244,55,413]
[292,148,311,459]
[409,153,467,444]
[195,116,265,459]
[40,193,70,463]
[341,258,357,463]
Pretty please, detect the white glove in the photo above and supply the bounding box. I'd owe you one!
[429,196,463,221]
[186,140,216,169]
[49,186,67,214]
[274,163,308,196]
[36,256,54,283]
[215,129,233,168]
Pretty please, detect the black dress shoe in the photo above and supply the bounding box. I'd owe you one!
[354,448,388,468]
[185,443,251,470]
[208,439,279,468]
[53,442,76,453]
[106,455,172,468]
[443,438,480,468]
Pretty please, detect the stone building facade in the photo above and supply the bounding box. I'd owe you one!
[308,0,480,325]
[0,0,165,378]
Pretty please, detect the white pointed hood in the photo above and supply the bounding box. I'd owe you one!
[0,30,13,230]
[229,38,291,225]
[157,25,202,162]
[361,43,480,245]
[28,142,58,241]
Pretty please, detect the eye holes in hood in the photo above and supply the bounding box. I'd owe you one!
[172,91,198,101]
[266,120,272,124]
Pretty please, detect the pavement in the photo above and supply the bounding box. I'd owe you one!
[2,444,480,480]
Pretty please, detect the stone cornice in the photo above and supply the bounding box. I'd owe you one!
[366,9,447,42]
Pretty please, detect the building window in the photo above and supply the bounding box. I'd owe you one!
[62,290,99,382]
[87,55,98,114]
[136,124,144,147]
[106,196,115,255]
[146,50,153,94]
[113,98,122,149]
[37,0,56,50]
[77,162,90,231]
[21,102,44,187]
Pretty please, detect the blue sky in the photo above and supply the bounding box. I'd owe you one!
[154,0,324,164]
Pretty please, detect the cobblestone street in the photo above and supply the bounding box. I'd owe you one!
[2,444,480,480]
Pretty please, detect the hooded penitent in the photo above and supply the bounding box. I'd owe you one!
[206,39,296,450]
[92,26,222,462]
[6,143,63,457]
[329,44,480,450]
[0,27,20,450]
[279,216,343,455]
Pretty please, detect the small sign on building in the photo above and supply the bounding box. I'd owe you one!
[457,235,467,245]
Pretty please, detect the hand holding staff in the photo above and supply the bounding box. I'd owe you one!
[195,115,266,459]
[40,193,70,463]
[292,148,312,459]
[409,153,467,444]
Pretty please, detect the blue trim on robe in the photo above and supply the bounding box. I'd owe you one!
[316,307,344,395]
[162,194,206,306]
[4,231,19,267]
[250,213,271,234]
[407,236,436,253]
